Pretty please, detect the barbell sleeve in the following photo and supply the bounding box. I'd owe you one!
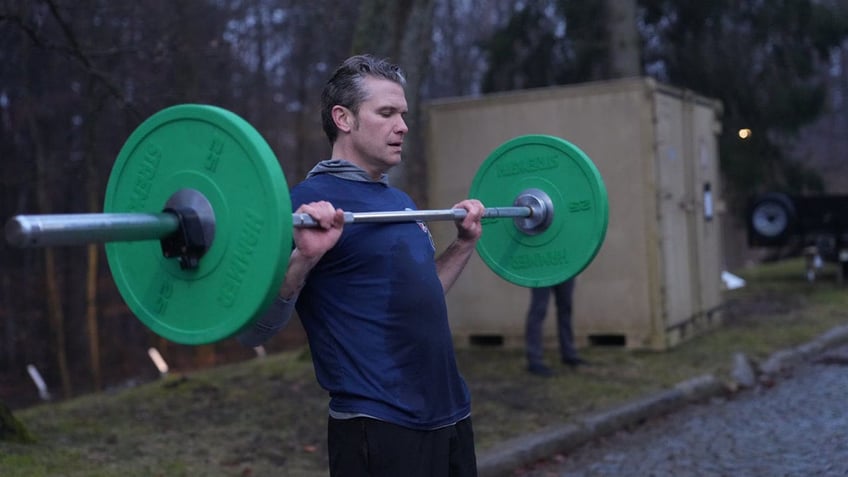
[6,206,535,248]
[6,213,181,248]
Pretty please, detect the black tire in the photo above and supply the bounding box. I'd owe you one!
[747,192,797,246]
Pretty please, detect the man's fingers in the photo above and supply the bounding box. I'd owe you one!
[297,201,343,229]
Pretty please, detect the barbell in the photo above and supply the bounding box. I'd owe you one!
[4,104,609,345]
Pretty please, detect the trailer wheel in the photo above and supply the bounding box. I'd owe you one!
[748,193,796,244]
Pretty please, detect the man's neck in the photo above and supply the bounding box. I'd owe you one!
[331,144,383,181]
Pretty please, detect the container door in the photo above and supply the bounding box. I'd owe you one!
[689,103,723,317]
[653,93,697,335]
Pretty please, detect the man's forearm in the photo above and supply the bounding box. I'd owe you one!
[435,238,476,294]
[236,295,297,347]
[237,248,320,346]
[279,248,322,299]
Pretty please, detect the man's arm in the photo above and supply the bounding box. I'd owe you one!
[435,199,484,294]
[237,201,344,346]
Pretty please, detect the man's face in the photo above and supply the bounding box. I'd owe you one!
[348,76,408,176]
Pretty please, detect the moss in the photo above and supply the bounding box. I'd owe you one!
[0,402,36,444]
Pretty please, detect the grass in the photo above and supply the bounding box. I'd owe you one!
[2,258,847,476]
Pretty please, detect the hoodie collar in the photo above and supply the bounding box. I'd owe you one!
[306,159,389,185]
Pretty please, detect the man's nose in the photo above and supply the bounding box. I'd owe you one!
[396,117,408,134]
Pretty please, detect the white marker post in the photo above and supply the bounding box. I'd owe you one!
[26,364,51,401]
[147,348,169,377]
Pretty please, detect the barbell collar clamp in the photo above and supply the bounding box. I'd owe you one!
[159,207,208,270]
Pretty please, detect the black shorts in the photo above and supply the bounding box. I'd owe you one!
[327,415,477,477]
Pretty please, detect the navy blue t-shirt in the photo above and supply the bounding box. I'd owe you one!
[291,174,471,430]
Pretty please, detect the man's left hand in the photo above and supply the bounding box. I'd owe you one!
[452,199,484,242]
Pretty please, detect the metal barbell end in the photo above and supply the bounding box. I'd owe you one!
[5,213,180,248]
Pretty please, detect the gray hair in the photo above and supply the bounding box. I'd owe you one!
[321,54,406,144]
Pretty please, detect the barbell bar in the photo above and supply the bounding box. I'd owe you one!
[4,104,608,345]
[6,194,549,247]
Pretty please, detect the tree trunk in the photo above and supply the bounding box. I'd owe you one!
[352,0,409,59]
[397,0,436,206]
[605,0,641,78]
[352,0,435,205]
[195,345,217,369]
[26,105,73,400]
[84,89,103,392]
[84,245,101,391]
[2,273,15,369]
[43,251,72,399]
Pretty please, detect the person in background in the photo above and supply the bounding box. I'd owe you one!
[238,54,483,477]
[524,277,586,377]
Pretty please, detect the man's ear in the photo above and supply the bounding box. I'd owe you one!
[332,105,354,133]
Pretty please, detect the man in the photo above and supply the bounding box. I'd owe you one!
[239,54,483,476]
[524,278,586,377]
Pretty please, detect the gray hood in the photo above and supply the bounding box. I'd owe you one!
[306,159,388,185]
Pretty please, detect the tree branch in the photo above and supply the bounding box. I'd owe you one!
[1,4,141,120]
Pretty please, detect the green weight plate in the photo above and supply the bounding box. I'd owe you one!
[470,135,608,287]
[104,104,291,344]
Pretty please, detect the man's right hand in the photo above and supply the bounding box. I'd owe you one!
[293,201,345,259]
[278,201,344,300]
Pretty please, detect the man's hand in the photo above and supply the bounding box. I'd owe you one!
[293,201,345,259]
[278,201,344,300]
[435,199,484,293]
[452,199,484,242]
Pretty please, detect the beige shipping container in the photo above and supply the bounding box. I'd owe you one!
[425,77,724,351]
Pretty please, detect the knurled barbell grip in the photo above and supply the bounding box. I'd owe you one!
[291,206,533,227]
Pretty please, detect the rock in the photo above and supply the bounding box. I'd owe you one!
[730,352,757,389]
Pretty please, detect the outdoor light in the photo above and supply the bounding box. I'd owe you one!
[738,128,752,139]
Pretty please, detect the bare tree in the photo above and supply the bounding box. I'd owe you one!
[83,90,106,392]
[427,0,515,98]
[606,0,640,78]
[350,0,436,204]
[28,99,74,399]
